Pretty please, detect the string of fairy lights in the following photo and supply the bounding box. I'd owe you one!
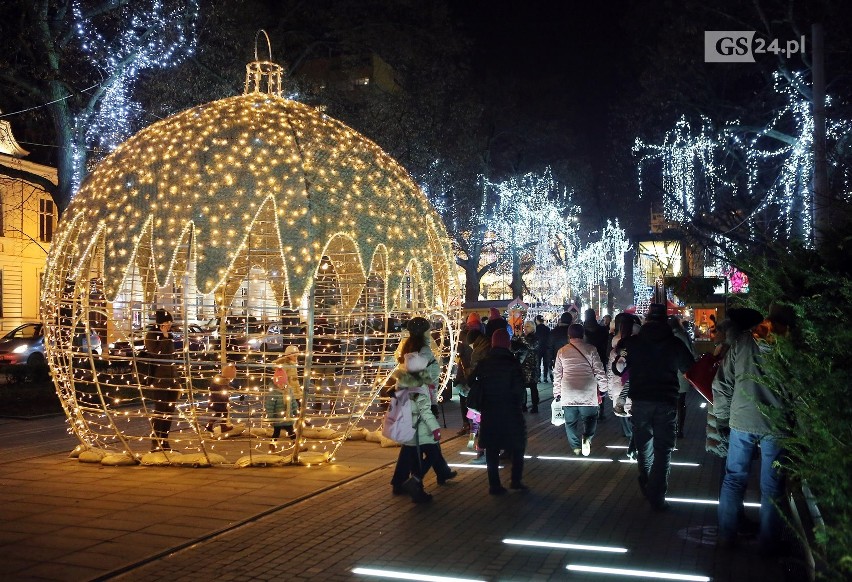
[41,46,460,467]
[635,70,851,247]
[70,0,200,190]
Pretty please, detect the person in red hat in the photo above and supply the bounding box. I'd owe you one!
[467,328,528,494]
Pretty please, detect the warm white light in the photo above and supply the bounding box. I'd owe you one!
[352,567,485,582]
[504,538,627,553]
[566,564,710,581]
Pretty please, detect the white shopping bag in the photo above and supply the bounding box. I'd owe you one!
[551,398,565,426]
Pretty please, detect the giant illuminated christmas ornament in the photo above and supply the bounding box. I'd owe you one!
[41,37,460,467]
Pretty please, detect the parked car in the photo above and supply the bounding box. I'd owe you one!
[0,323,47,381]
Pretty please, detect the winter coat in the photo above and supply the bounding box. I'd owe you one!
[144,328,177,385]
[553,339,607,406]
[265,387,296,428]
[512,333,539,386]
[401,386,441,446]
[671,325,697,394]
[455,329,473,388]
[583,321,609,364]
[535,323,551,353]
[468,347,527,450]
[624,321,694,405]
[548,325,571,363]
[469,334,491,379]
[712,326,788,437]
[393,340,441,404]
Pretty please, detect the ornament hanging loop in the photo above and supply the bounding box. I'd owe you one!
[245,29,284,97]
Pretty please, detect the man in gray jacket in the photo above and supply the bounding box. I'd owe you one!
[713,304,795,554]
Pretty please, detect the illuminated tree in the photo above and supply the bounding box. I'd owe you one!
[0,0,200,210]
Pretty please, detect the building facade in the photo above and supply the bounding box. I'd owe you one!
[0,118,57,331]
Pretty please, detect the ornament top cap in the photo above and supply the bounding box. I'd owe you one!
[245,29,284,97]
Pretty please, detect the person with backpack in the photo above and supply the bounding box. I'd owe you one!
[386,318,457,502]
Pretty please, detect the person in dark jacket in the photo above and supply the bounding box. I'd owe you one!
[548,311,573,379]
[583,308,610,421]
[146,308,179,451]
[469,329,528,495]
[534,315,551,382]
[512,321,540,412]
[624,303,694,510]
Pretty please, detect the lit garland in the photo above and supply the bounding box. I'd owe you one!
[634,116,731,223]
[573,220,631,296]
[489,167,581,305]
[70,0,200,191]
[636,71,852,246]
[40,49,461,467]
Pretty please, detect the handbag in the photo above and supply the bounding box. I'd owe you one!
[685,350,726,404]
[551,398,565,426]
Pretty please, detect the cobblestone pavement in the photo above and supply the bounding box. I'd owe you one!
[1,388,810,581]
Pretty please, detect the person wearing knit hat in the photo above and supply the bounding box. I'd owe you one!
[466,312,483,333]
[553,323,607,457]
[489,307,501,321]
[466,327,528,494]
[145,308,178,451]
[714,300,794,551]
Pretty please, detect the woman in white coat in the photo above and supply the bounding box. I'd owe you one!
[553,324,607,456]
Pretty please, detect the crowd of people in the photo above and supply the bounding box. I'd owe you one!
[385,300,795,558]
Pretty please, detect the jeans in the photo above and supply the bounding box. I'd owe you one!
[718,429,786,550]
[562,405,598,451]
[537,352,551,380]
[631,400,677,505]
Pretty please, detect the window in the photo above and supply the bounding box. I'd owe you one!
[39,198,55,243]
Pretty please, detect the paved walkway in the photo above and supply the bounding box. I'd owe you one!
[0,386,809,581]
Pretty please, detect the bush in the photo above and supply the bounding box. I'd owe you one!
[738,235,852,580]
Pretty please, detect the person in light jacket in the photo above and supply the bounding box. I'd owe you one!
[553,324,607,456]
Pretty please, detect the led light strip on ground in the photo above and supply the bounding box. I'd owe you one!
[504,538,627,553]
[536,455,612,463]
[447,463,504,469]
[566,564,710,581]
[352,567,485,581]
[617,460,700,467]
[457,452,532,459]
[666,497,760,508]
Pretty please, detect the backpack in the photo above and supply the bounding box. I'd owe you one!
[382,388,417,443]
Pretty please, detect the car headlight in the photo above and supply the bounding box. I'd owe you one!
[248,338,259,346]
[13,344,29,354]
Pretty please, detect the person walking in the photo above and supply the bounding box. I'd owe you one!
[534,314,551,382]
[668,316,697,438]
[548,311,573,381]
[583,308,610,421]
[553,323,607,456]
[624,303,695,510]
[513,321,540,413]
[713,304,795,553]
[467,329,528,495]
[609,313,641,458]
